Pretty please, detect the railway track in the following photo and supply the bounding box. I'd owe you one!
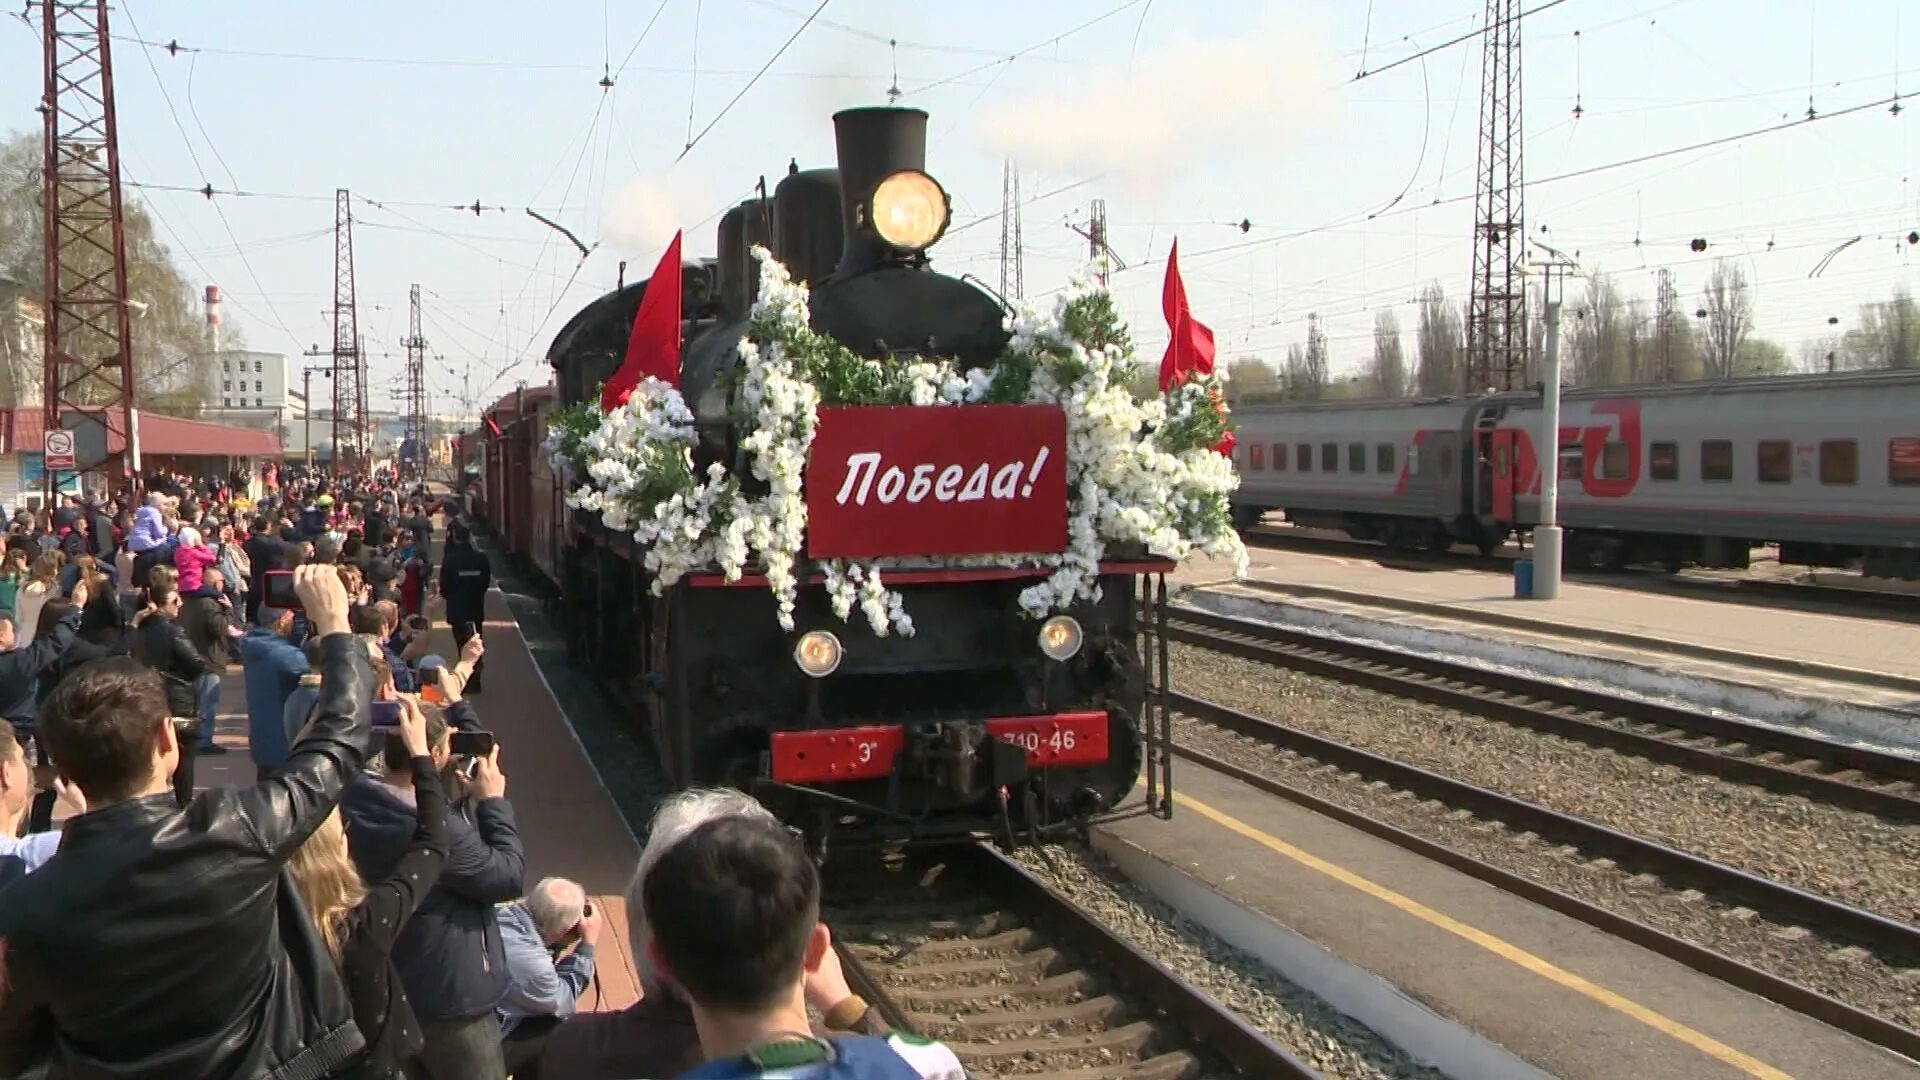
[1161,691,1920,1061]
[823,843,1317,1080]
[1162,605,1920,821]
[1241,524,1920,618]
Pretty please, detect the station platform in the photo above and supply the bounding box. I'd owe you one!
[183,583,645,1015]
[1097,757,1919,1079]
[1175,548,1920,712]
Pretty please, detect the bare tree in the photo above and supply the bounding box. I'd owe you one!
[1843,287,1920,370]
[1798,335,1844,373]
[1301,313,1329,399]
[1698,259,1753,380]
[1369,309,1408,397]
[1414,283,1463,396]
[1570,271,1627,386]
[1281,343,1311,400]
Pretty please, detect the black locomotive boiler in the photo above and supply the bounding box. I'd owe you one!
[540,107,1172,849]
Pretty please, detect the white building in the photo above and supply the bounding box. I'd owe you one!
[207,349,291,412]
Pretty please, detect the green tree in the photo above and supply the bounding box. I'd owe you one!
[1735,337,1791,377]
[1222,356,1280,403]
[0,131,218,414]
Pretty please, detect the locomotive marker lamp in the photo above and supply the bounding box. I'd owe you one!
[1038,615,1084,662]
[794,630,844,678]
[862,170,951,253]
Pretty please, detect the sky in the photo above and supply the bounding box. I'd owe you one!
[2,0,1917,412]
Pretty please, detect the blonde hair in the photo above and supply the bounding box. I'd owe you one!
[27,553,58,587]
[285,808,366,967]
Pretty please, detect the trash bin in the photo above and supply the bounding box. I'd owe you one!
[1514,559,1535,598]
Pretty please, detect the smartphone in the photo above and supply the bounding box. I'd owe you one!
[449,730,495,758]
[263,569,300,610]
[371,700,403,728]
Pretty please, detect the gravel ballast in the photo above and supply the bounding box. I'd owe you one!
[1013,844,1446,1079]
[1170,646,1920,1028]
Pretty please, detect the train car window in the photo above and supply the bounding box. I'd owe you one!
[1649,442,1678,480]
[1296,443,1312,472]
[1347,443,1365,473]
[1320,442,1338,472]
[1558,444,1582,480]
[1377,443,1396,473]
[1249,443,1266,470]
[1700,440,1733,482]
[1889,438,1920,486]
[1757,440,1791,484]
[1819,440,1857,485]
[1272,443,1287,472]
[1600,441,1630,480]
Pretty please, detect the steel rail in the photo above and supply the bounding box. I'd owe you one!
[825,843,1321,1079]
[1163,690,1920,959]
[1169,737,1920,1062]
[1163,607,1920,821]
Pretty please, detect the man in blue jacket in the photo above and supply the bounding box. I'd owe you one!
[234,605,308,782]
[342,661,522,1080]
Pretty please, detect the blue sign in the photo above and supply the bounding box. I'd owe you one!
[19,453,82,496]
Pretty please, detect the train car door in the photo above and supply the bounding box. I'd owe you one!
[1490,428,1516,521]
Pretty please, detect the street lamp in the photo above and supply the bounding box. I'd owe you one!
[1526,240,1583,601]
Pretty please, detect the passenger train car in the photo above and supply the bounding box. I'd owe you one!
[1231,370,1920,578]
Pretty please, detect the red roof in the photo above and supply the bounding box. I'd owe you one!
[0,407,281,458]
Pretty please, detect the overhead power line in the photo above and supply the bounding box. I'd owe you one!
[1355,0,1573,83]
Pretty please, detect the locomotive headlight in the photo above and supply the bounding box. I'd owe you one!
[1037,616,1083,662]
[868,170,950,251]
[793,630,843,678]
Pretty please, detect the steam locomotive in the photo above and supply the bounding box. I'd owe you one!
[479,107,1172,849]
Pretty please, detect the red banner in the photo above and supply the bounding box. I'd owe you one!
[806,405,1068,559]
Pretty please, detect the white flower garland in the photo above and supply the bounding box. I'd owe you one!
[564,248,1246,638]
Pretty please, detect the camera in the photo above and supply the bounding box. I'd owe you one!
[262,569,301,611]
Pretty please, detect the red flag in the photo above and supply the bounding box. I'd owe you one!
[602,230,685,411]
[483,414,501,437]
[1158,239,1216,391]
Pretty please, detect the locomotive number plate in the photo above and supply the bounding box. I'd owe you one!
[769,711,1110,784]
[983,712,1108,767]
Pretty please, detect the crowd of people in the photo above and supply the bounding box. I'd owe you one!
[0,469,967,1079]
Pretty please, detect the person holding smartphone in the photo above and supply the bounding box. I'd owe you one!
[286,693,448,1079]
[340,633,516,1080]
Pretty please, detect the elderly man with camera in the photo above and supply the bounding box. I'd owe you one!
[496,876,601,1071]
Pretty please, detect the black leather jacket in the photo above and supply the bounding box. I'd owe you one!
[0,633,374,1079]
[132,613,220,717]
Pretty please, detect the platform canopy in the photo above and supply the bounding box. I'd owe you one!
[0,407,282,458]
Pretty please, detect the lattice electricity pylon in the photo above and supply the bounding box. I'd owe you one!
[39,0,139,493]
[1068,198,1124,288]
[402,283,429,477]
[329,189,363,475]
[997,160,1024,301]
[1465,0,1529,394]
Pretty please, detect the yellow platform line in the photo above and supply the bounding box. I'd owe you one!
[1179,793,1792,1080]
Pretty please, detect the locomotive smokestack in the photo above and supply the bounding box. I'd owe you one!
[831,106,937,279]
